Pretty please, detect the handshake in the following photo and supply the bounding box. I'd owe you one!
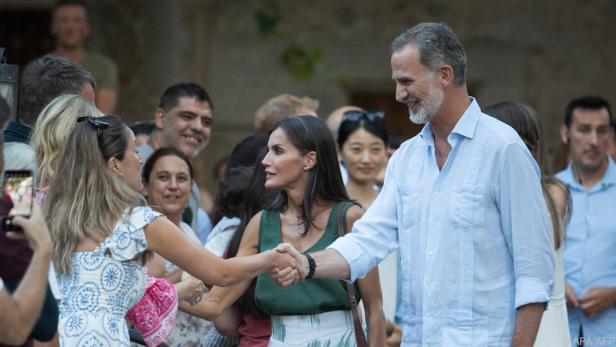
[269,243,310,287]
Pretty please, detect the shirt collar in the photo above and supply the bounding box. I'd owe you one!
[562,157,616,191]
[419,97,480,146]
[418,123,434,146]
[3,121,32,144]
[451,97,480,139]
[602,157,616,185]
[559,164,577,187]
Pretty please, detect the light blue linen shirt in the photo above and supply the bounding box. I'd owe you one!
[557,158,616,346]
[329,98,554,346]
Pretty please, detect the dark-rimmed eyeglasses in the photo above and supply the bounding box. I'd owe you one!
[342,110,385,123]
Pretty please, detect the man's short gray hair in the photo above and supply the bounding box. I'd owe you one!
[391,22,467,86]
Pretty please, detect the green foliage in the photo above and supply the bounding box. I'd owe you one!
[280,42,322,81]
[254,0,345,82]
[254,0,282,36]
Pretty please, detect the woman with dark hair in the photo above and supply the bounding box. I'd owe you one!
[178,134,274,347]
[337,110,388,208]
[182,116,385,346]
[205,134,270,258]
[140,147,212,346]
[142,147,200,282]
[485,101,572,347]
[46,116,296,346]
[338,110,402,346]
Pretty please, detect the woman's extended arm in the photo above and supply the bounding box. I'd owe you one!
[177,212,264,319]
[145,212,296,287]
[179,280,252,319]
[358,268,386,346]
[213,306,242,337]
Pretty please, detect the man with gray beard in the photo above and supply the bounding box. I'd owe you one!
[273,22,554,347]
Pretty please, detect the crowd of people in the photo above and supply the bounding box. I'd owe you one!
[0,3,615,347]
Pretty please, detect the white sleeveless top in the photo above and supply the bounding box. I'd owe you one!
[534,244,571,347]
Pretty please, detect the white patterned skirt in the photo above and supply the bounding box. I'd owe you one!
[269,310,357,346]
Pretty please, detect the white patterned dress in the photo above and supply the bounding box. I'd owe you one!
[57,206,161,347]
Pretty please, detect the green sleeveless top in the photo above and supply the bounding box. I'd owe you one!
[255,202,359,315]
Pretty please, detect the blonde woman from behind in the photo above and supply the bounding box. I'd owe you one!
[30,93,104,197]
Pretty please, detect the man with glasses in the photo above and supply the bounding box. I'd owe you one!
[274,22,554,346]
[557,96,616,346]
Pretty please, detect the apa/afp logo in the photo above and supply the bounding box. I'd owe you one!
[574,336,616,345]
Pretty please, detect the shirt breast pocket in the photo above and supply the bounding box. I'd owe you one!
[399,190,420,230]
[452,184,486,230]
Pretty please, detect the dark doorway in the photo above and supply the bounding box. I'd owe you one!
[0,8,53,70]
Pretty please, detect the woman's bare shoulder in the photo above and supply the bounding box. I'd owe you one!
[345,204,365,229]
[546,179,569,207]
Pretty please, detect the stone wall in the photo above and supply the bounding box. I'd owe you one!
[180,0,615,190]
[2,0,615,192]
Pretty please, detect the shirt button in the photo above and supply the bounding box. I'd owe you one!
[428,251,434,256]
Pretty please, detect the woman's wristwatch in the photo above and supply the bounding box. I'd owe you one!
[304,253,316,280]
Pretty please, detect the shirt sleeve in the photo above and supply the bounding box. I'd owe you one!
[497,143,554,308]
[0,275,3,290]
[328,150,401,281]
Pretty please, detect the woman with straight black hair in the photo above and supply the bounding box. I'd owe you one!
[181,116,386,346]
[338,110,403,346]
[337,110,388,208]
[179,135,275,347]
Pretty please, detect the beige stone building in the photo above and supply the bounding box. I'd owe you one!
[1,0,615,193]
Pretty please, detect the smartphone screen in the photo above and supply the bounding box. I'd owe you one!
[1,170,33,232]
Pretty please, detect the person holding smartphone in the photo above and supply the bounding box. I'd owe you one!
[4,173,34,218]
[0,204,52,345]
[1,148,60,347]
[0,96,54,346]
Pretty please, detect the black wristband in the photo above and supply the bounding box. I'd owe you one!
[304,253,316,280]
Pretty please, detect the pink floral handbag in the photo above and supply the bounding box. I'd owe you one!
[126,270,178,347]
